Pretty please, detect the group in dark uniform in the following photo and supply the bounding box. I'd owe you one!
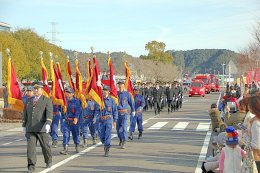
[138,81,183,115]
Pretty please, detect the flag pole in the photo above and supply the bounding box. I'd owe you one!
[6,48,11,59]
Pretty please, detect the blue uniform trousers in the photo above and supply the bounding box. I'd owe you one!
[81,118,95,140]
[116,113,128,142]
[99,117,112,147]
[94,115,101,138]
[51,114,61,141]
[62,121,80,145]
[129,112,143,133]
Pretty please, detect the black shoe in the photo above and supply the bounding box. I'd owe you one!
[128,133,133,140]
[81,139,87,148]
[121,141,126,149]
[46,163,52,168]
[92,137,97,145]
[60,145,69,155]
[201,162,206,173]
[75,144,80,153]
[28,165,35,172]
[138,132,142,139]
[104,147,109,157]
[52,140,57,148]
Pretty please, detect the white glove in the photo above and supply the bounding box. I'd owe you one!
[45,124,51,133]
[132,112,136,116]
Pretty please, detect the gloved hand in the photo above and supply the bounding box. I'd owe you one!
[132,112,136,117]
[45,124,51,133]
[93,117,96,124]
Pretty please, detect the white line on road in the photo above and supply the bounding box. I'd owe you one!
[194,131,212,173]
[39,135,117,173]
[2,139,24,146]
[171,122,189,131]
[150,118,211,121]
[196,123,211,131]
[148,122,168,130]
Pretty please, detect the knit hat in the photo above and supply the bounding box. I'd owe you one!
[225,126,239,145]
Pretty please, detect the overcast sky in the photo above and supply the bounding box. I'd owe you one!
[1,0,260,57]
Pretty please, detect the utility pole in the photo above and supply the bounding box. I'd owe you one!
[228,63,231,83]
[47,22,59,45]
[222,63,225,87]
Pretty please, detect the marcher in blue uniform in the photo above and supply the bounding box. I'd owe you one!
[60,87,81,155]
[81,96,98,147]
[129,87,145,140]
[51,104,61,148]
[117,80,135,149]
[99,86,118,157]
[22,86,35,104]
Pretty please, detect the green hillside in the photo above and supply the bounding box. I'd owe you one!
[169,49,239,74]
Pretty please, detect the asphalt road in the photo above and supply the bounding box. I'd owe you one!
[0,92,220,173]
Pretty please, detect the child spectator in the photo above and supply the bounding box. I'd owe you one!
[201,132,226,173]
[219,126,246,173]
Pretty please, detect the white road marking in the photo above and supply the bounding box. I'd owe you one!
[150,117,211,121]
[171,122,189,131]
[39,134,117,173]
[183,100,188,103]
[148,122,168,130]
[7,127,23,132]
[2,139,24,146]
[196,122,211,132]
[194,131,212,173]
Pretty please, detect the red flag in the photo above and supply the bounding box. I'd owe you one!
[41,58,50,97]
[75,59,87,108]
[93,56,103,97]
[66,59,75,91]
[51,59,67,112]
[7,58,24,112]
[89,64,104,109]
[108,56,118,105]
[85,59,93,99]
[124,62,134,99]
[88,55,104,109]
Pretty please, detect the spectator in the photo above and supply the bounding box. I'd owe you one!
[201,132,226,173]
[224,99,246,130]
[219,126,246,173]
[209,103,226,132]
[248,94,260,172]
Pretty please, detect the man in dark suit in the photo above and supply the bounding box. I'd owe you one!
[152,83,162,115]
[22,82,53,172]
[166,83,174,113]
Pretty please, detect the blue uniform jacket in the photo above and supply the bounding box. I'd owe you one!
[117,91,135,113]
[82,100,98,118]
[134,94,145,111]
[65,97,81,119]
[53,104,62,114]
[100,96,118,122]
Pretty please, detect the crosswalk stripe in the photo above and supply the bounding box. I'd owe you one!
[171,122,189,131]
[196,123,210,131]
[148,122,168,130]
